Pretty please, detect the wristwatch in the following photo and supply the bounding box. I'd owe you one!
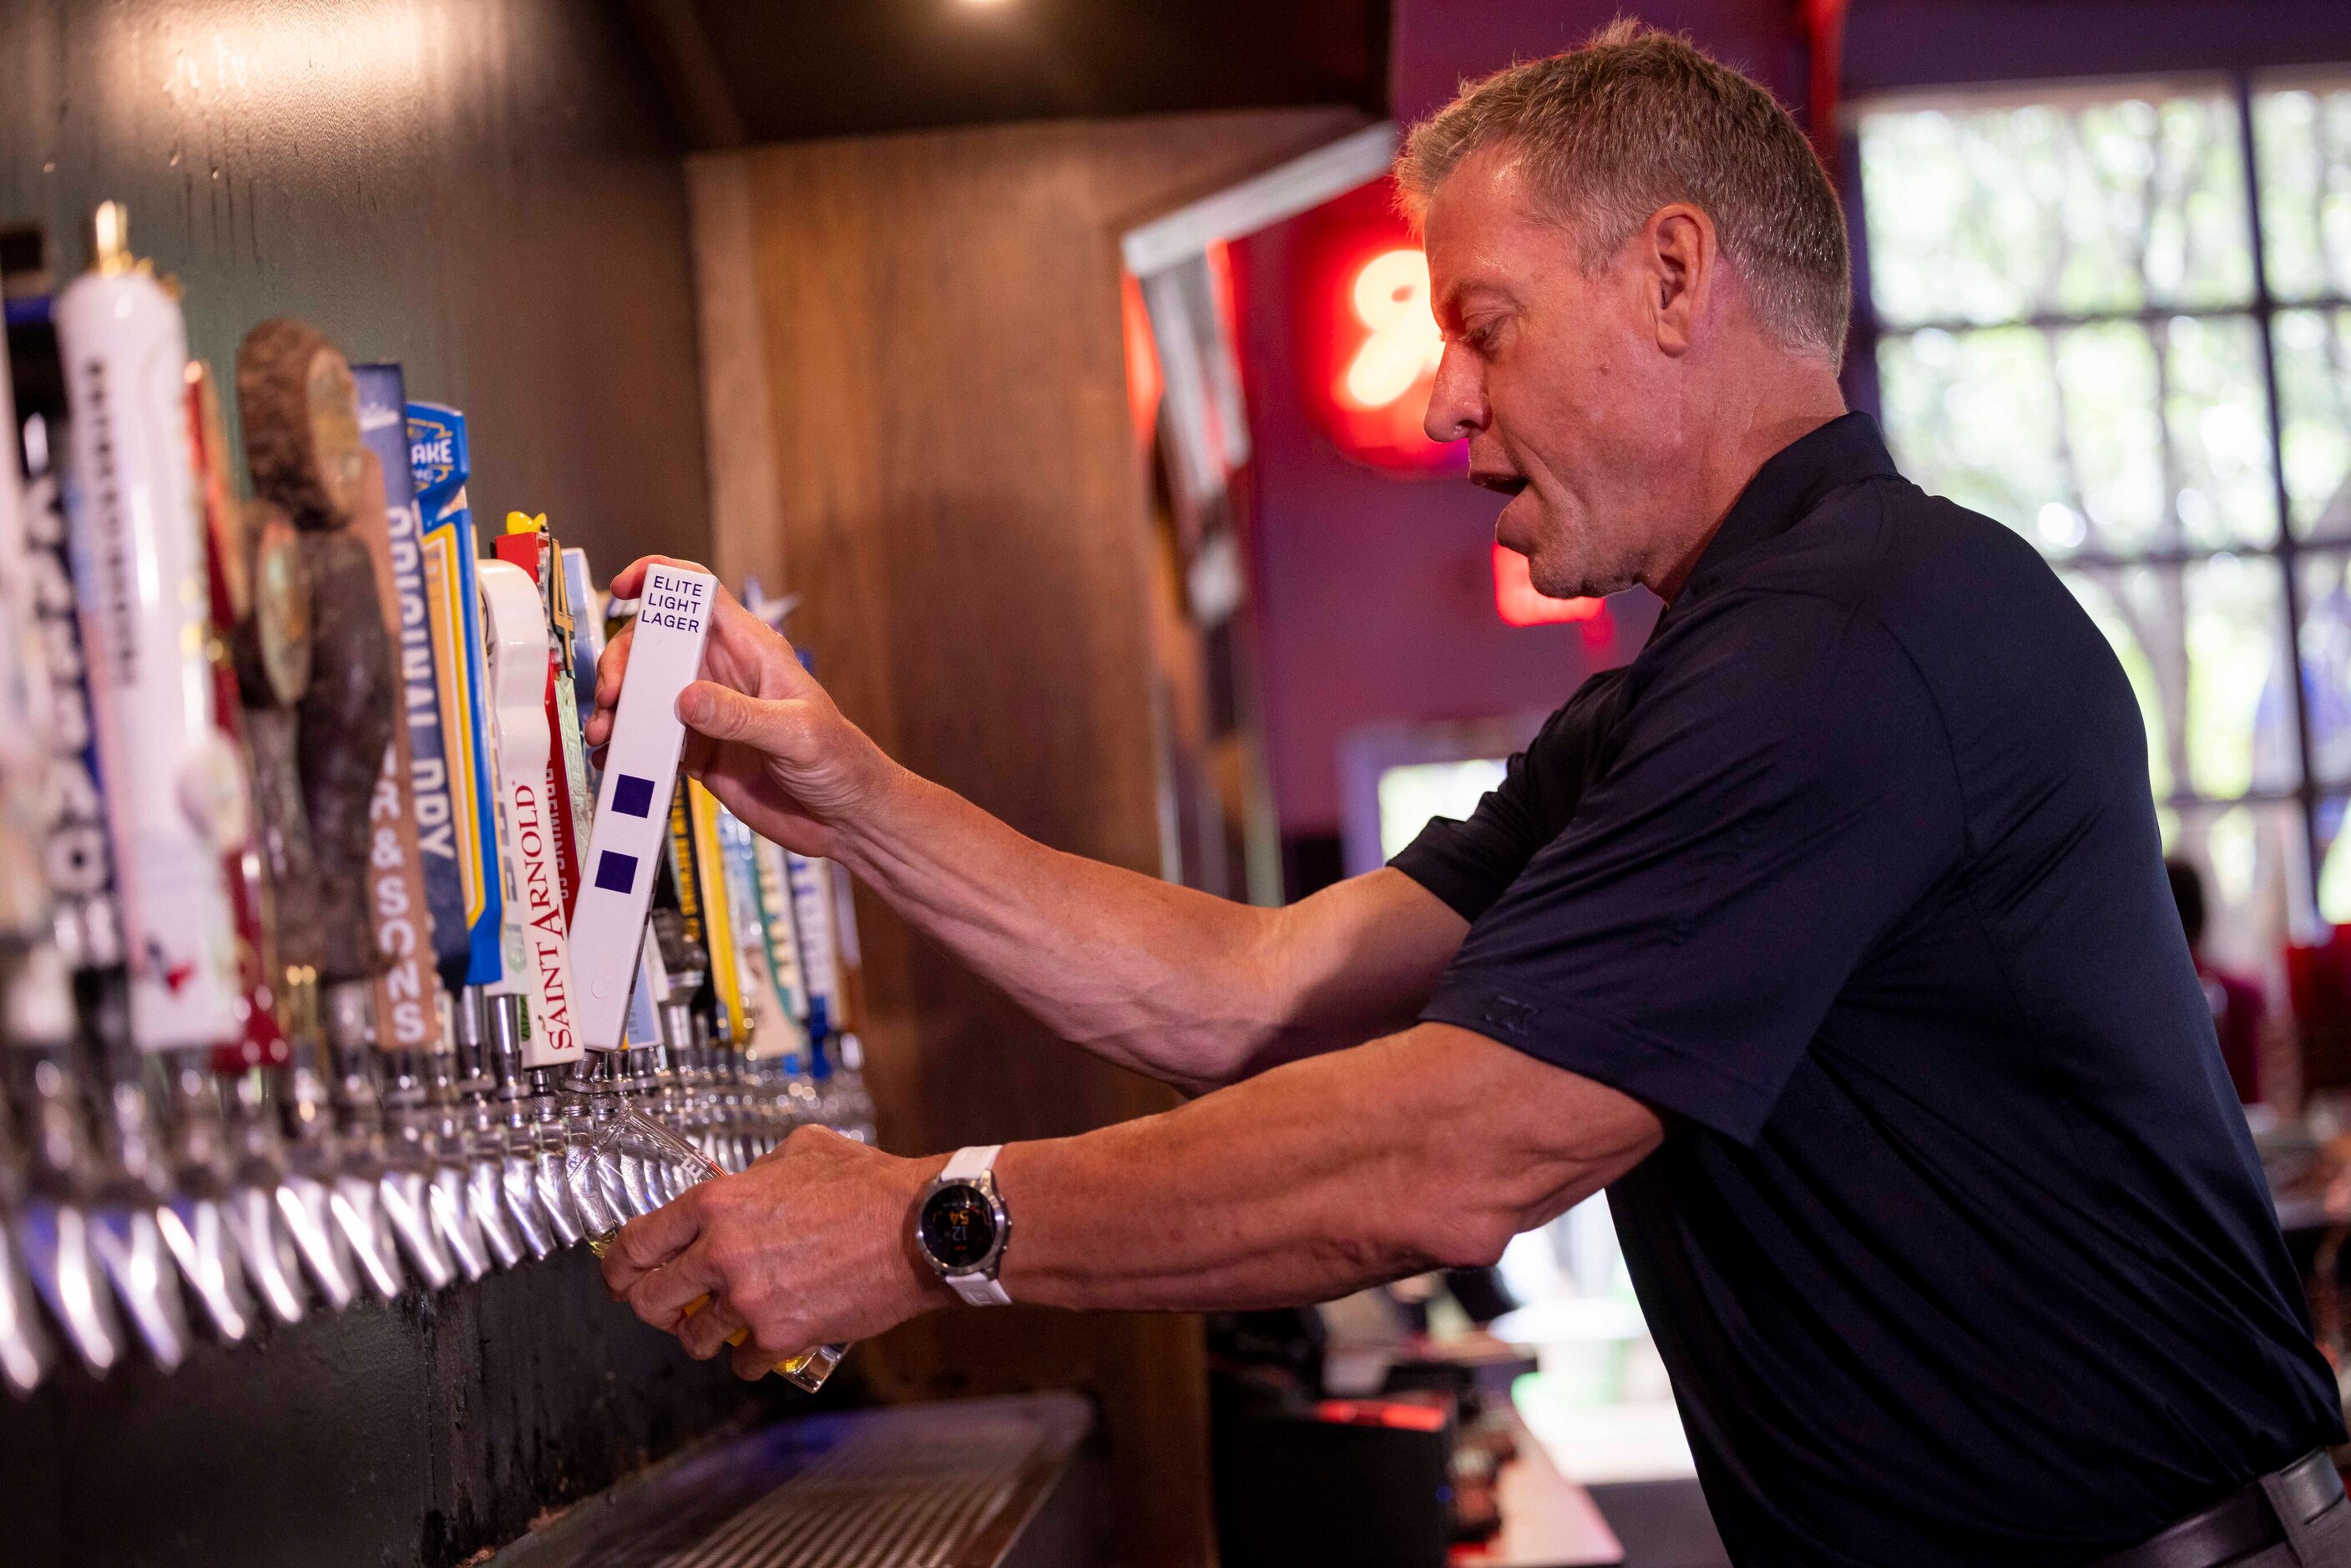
[914,1145,1012,1306]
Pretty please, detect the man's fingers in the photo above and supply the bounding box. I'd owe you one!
[676,1291,748,1361]
[607,558,650,599]
[604,559,812,716]
[613,553,769,680]
[731,1335,803,1383]
[678,680,805,755]
[676,680,745,737]
[587,619,635,746]
[624,1245,726,1330]
[599,1196,704,1296]
[607,554,713,602]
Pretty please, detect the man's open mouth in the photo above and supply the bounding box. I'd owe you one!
[1471,471,1529,497]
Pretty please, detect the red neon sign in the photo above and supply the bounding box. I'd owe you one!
[1297,180,1463,476]
[1337,248,1441,412]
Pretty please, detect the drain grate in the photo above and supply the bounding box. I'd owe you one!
[488,1392,1095,1568]
[653,1413,1039,1567]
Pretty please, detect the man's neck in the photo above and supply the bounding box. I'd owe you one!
[1649,370,1848,604]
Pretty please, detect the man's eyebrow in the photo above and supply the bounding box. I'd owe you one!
[1439,279,1509,330]
[1431,281,1463,331]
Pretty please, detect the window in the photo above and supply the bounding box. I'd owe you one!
[1858,73,2351,974]
[1374,756,1508,859]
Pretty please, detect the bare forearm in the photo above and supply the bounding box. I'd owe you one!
[833,768,1461,1090]
[591,572,1460,1090]
[989,1024,1663,1313]
[600,1026,1661,1378]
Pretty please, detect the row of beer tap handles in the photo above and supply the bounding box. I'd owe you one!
[0,204,877,1392]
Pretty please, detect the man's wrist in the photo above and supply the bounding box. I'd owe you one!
[830,758,934,881]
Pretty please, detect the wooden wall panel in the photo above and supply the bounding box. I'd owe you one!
[690,106,1365,1568]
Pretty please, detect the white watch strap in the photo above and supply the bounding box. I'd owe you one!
[941,1144,1002,1183]
[939,1145,1011,1305]
[950,1272,1012,1307]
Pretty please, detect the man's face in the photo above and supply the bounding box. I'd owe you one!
[1423,149,1691,600]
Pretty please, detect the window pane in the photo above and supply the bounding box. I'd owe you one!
[1860,91,2254,329]
[1880,316,2274,556]
[2322,797,2351,927]
[2064,556,2291,801]
[2280,307,2351,539]
[1882,326,2071,546]
[2298,549,2351,786]
[2160,313,2279,552]
[2170,798,2303,978]
[2254,83,2351,304]
[1375,759,1507,861]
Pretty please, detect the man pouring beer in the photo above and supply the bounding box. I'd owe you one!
[592,24,2348,1566]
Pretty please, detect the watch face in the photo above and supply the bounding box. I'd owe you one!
[921,1182,998,1272]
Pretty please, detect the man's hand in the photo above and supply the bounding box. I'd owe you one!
[602,1024,1660,1350]
[588,555,904,857]
[600,1125,953,1381]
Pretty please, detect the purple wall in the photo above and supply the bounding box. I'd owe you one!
[1844,1,2351,94]
[1390,0,1802,122]
[1392,0,2351,119]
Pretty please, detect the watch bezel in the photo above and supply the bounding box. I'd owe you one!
[916,1171,1010,1283]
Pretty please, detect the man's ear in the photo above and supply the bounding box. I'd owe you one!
[1644,204,1716,357]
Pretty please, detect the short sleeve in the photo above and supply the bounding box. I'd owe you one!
[1389,668,1631,922]
[1420,594,1963,1144]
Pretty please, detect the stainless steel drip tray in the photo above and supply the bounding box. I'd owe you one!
[488,1392,1102,1568]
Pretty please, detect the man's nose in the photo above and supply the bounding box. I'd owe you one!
[1423,341,1488,443]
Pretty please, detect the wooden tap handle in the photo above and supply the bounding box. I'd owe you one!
[238,317,394,989]
[235,499,322,982]
[245,704,323,979]
[235,319,367,531]
[294,529,397,987]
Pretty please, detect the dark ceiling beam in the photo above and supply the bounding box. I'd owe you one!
[619,0,749,150]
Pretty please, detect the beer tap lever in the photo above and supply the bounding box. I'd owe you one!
[55,202,250,1362]
[188,359,309,1329]
[0,240,61,1392]
[238,316,423,1299]
[226,501,359,1314]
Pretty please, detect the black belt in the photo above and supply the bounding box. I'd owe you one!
[2094,1449,2346,1568]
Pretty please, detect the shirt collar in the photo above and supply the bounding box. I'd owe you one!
[1671,411,1899,606]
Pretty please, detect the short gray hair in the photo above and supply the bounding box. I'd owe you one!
[1397,20,1851,362]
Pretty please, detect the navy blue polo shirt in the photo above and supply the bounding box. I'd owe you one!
[1393,414,2342,1566]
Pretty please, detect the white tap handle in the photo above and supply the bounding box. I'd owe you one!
[568,564,715,1051]
[479,557,579,1070]
[55,251,241,1050]
[750,832,808,1023]
[786,851,842,1025]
